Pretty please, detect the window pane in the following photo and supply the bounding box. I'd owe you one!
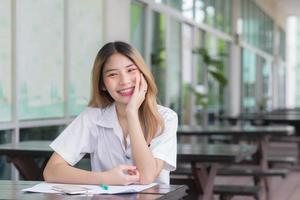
[195,29,204,85]
[277,63,286,107]
[151,12,166,104]
[241,0,274,54]
[68,0,103,116]
[167,18,181,115]
[181,24,193,125]
[195,0,205,23]
[0,130,12,179]
[242,49,256,112]
[130,1,145,55]
[205,35,229,114]
[155,0,194,20]
[17,0,64,119]
[181,0,194,19]
[262,59,272,110]
[0,0,12,122]
[20,126,64,141]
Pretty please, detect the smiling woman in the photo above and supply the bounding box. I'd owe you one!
[43,41,178,186]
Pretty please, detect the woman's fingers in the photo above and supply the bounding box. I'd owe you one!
[140,74,148,93]
[120,164,137,171]
[118,165,140,184]
[134,73,140,93]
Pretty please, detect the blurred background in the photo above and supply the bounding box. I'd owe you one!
[0,0,300,180]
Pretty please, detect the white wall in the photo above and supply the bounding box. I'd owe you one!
[103,0,130,43]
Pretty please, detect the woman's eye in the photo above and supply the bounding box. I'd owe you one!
[107,73,117,77]
[128,68,137,73]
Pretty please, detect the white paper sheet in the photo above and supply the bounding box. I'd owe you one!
[22,182,157,194]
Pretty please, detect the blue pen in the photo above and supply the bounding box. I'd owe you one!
[100,184,109,190]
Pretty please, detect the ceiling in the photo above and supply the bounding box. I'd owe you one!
[274,0,300,16]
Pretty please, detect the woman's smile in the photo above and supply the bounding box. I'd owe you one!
[118,87,135,96]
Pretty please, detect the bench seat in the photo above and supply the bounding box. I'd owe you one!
[214,185,260,200]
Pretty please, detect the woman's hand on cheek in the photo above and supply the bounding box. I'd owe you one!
[126,73,147,115]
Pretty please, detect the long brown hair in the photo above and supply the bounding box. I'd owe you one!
[88,41,164,143]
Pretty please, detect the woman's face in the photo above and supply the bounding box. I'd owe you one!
[102,53,140,105]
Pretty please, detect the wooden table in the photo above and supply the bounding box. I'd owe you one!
[178,125,294,138]
[178,125,294,168]
[0,141,257,200]
[0,180,188,200]
[221,113,300,134]
[177,143,257,200]
[177,125,294,200]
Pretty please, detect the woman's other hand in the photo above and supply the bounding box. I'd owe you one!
[103,165,140,185]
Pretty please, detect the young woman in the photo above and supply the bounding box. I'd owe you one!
[43,41,177,185]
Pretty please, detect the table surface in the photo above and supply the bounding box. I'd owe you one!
[0,141,257,164]
[177,125,294,136]
[0,180,188,200]
[177,143,257,163]
[225,113,300,121]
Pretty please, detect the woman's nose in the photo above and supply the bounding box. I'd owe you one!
[119,73,131,85]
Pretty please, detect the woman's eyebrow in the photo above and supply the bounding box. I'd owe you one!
[125,64,134,68]
[104,68,117,74]
[104,63,135,74]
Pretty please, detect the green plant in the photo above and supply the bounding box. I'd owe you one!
[189,84,208,108]
[192,47,228,86]
[256,96,270,112]
[190,47,228,108]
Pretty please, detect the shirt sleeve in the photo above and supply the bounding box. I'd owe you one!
[50,110,95,166]
[150,109,178,171]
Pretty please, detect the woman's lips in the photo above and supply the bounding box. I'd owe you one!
[118,87,134,96]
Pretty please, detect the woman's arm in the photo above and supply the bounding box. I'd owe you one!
[125,74,165,184]
[43,152,140,185]
[127,112,165,184]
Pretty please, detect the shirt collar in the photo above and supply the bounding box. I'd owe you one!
[96,103,118,128]
[96,103,126,149]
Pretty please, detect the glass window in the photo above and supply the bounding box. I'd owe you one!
[181,0,194,19]
[194,0,205,23]
[20,125,64,141]
[215,0,223,31]
[17,0,64,120]
[0,0,12,122]
[195,30,204,85]
[155,0,193,20]
[0,130,12,179]
[68,0,103,116]
[205,0,215,28]
[151,12,166,105]
[241,0,274,54]
[242,48,256,112]
[130,1,145,55]
[279,28,286,61]
[262,59,272,110]
[205,34,229,114]
[181,24,193,125]
[166,18,181,116]
[204,0,232,33]
[224,0,232,34]
[277,63,286,107]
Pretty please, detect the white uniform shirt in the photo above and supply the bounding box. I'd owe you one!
[50,103,178,184]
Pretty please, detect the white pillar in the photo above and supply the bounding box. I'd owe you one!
[228,0,241,116]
